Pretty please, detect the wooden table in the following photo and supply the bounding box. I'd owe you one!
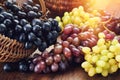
[0,0,120,80]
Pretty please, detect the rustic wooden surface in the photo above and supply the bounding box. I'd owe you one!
[0,0,120,80]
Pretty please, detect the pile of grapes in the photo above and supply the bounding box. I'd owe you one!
[0,0,61,51]
[2,0,120,77]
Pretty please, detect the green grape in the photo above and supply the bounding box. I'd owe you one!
[109,65,118,73]
[108,59,117,65]
[103,63,110,70]
[81,61,92,69]
[97,38,105,46]
[101,69,108,77]
[100,56,108,62]
[107,52,114,59]
[98,32,105,39]
[85,54,92,62]
[88,67,96,77]
[82,47,91,54]
[96,66,103,73]
[91,55,99,63]
[92,46,100,53]
[96,60,106,67]
[111,39,119,45]
[109,45,116,52]
[101,50,109,55]
[115,55,120,62]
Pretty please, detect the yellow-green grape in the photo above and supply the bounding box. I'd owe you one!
[107,52,114,59]
[97,38,105,46]
[103,63,110,70]
[82,47,91,54]
[85,54,92,62]
[109,65,118,73]
[81,61,92,69]
[99,45,107,51]
[96,60,106,67]
[100,56,108,62]
[91,55,99,63]
[115,55,120,62]
[101,50,109,55]
[96,66,103,73]
[55,16,61,22]
[101,69,108,77]
[88,67,96,77]
[98,32,105,39]
[108,59,117,65]
[111,39,119,45]
[109,45,116,52]
[115,44,120,53]
[92,46,100,53]
[73,16,82,25]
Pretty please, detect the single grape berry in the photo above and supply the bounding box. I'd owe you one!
[32,19,42,26]
[33,25,41,33]
[0,14,5,22]
[24,42,33,49]
[15,25,23,32]
[23,24,32,33]
[34,38,42,47]
[19,33,27,42]
[0,24,7,34]
[28,32,37,41]
[20,19,28,26]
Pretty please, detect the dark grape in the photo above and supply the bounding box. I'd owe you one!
[33,25,41,33]
[23,24,32,33]
[34,38,42,47]
[3,63,14,72]
[3,19,12,26]
[32,19,42,26]
[28,32,37,41]
[24,42,33,49]
[0,24,7,34]
[15,25,23,32]
[20,19,28,26]
[19,33,27,42]
[27,11,37,18]
[18,11,26,18]
[0,14,4,22]
[42,22,51,32]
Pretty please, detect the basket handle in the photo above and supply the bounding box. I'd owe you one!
[39,0,47,15]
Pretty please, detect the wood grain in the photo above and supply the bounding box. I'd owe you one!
[0,0,120,80]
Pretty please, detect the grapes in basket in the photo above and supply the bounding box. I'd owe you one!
[0,0,61,52]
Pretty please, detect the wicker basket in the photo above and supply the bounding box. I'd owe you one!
[0,0,47,62]
[45,0,94,17]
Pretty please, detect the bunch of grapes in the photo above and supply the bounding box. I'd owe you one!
[81,30,120,77]
[0,0,61,51]
[3,24,85,73]
[3,50,70,73]
[55,6,103,31]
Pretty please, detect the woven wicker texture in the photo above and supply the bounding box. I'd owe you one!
[0,0,46,62]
